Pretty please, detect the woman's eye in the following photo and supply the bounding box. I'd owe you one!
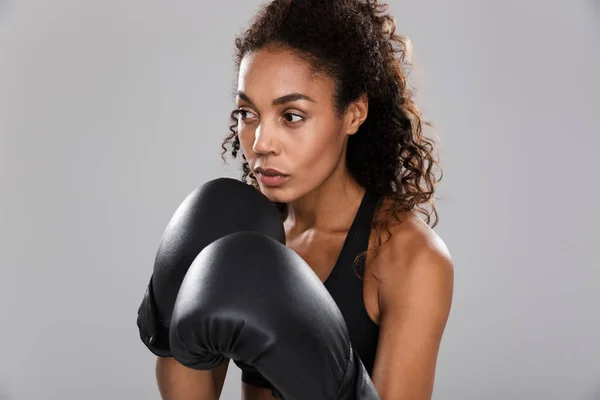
[284,113,303,123]
[237,109,256,121]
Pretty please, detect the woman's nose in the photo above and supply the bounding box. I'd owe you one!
[252,123,279,155]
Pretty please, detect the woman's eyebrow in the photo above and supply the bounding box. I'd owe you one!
[237,91,315,106]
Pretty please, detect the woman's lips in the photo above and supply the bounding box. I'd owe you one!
[255,168,289,187]
[257,173,288,187]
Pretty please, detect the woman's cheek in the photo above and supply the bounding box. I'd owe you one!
[298,135,338,180]
[238,129,255,159]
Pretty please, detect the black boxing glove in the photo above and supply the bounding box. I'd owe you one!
[136,178,285,357]
[169,232,380,399]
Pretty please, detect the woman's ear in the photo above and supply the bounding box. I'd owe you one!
[344,93,369,136]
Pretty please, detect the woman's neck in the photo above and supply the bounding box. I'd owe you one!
[284,171,364,234]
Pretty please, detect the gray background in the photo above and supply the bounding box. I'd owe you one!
[1,0,599,399]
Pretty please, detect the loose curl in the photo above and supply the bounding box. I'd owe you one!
[221,0,442,275]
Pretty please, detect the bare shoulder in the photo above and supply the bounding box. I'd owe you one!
[370,206,454,289]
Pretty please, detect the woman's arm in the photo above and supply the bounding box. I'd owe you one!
[156,357,229,400]
[157,359,277,400]
[371,232,454,400]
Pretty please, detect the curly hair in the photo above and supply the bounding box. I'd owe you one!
[221,0,442,273]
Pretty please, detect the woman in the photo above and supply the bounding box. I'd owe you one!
[156,0,454,399]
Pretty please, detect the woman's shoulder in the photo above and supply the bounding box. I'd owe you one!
[370,204,453,281]
[367,206,454,327]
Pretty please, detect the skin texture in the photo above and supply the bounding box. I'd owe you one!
[156,357,229,400]
[158,46,454,400]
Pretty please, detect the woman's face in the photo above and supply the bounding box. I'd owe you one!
[236,46,359,203]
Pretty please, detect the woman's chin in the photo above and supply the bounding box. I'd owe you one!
[259,186,290,203]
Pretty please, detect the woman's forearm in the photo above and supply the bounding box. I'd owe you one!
[156,357,229,400]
